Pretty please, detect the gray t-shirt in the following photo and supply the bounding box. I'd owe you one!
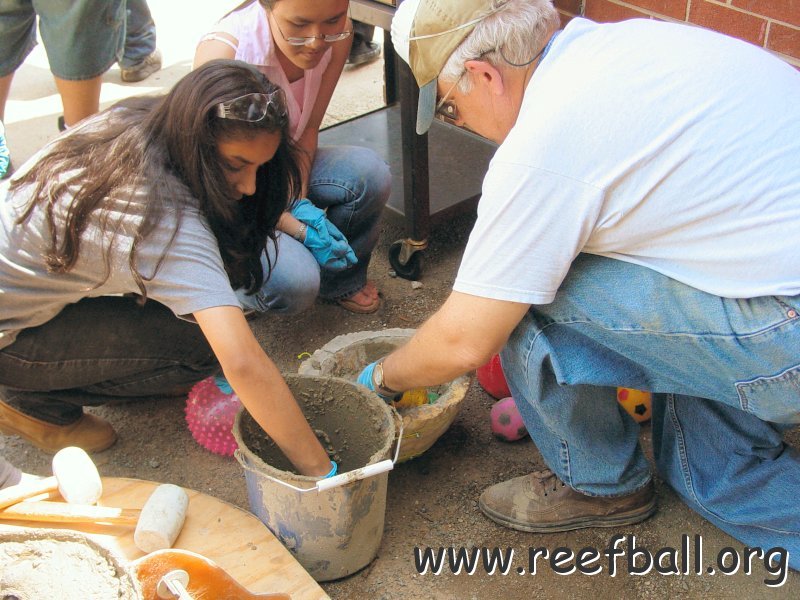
[0,161,239,350]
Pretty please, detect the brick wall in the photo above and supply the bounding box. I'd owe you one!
[552,0,800,68]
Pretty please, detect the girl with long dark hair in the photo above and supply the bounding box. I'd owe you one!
[0,60,332,476]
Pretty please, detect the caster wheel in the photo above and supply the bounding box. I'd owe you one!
[388,240,423,280]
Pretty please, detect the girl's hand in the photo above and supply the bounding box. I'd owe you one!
[194,306,332,477]
[290,199,357,271]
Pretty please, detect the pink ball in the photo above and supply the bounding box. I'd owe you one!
[185,376,241,456]
[490,397,528,442]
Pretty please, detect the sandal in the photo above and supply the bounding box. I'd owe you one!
[336,284,381,314]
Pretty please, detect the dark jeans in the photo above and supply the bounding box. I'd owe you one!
[0,296,218,424]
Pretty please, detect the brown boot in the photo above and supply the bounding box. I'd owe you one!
[0,400,117,453]
[479,469,656,533]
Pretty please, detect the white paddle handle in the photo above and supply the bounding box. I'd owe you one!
[315,460,394,492]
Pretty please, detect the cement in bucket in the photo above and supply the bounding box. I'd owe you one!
[299,328,471,462]
[232,373,396,582]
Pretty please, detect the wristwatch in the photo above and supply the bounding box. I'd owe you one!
[373,360,400,397]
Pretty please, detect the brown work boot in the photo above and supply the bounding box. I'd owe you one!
[479,469,656,533]
[0,400,117,453]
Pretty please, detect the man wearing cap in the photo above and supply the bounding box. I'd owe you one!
[359,0,800,566]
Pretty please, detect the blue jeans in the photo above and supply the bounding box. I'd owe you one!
[119,0,156,69]
[500,254,800,568]
[0,296,219,424]
[237,145,391,312]
[0,0,125,79]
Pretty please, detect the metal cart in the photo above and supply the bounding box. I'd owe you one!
[318,0,497,280]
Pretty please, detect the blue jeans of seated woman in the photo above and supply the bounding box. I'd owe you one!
[500,254,800,568]
[0,296,219,424]
[237,145,391,313]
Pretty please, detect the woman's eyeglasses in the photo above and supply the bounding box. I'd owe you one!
[272,15,352,47]
[216,90,288,122]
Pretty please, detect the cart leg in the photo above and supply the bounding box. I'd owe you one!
[389,238,427,281]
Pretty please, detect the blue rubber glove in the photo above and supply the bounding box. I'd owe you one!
[357,361,397,402]
[0,120,10,180]
[324,461,338,478]
[290,199,357,272]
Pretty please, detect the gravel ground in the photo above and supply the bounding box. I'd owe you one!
[4,213,798,598]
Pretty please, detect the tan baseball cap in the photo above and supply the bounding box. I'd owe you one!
[391,0,500,134]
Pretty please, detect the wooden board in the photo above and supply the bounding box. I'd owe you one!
[0,477,329,600]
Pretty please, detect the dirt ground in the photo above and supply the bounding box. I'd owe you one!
[3,211,798,599]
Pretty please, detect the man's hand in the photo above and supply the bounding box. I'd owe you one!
[291,199,357,271]
[357,361,398,402]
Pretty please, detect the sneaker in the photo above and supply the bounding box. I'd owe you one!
[0,399,117,453]
[346,40,381,66]
[120,49,162,83]
[479,469,656,533]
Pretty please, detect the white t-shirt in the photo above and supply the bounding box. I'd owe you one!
[454,18,800,304]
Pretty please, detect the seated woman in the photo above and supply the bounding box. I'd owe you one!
[0,60,333,477]
[195,0,391,315]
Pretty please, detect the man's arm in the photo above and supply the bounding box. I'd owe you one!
[379,291,530,392]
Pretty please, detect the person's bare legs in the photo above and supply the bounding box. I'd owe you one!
[0,73,14,122]
[54,76,102,127]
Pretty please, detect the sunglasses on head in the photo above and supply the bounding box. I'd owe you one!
[216,90,288,122]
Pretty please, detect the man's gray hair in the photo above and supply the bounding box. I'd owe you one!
[440,0,560,92]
